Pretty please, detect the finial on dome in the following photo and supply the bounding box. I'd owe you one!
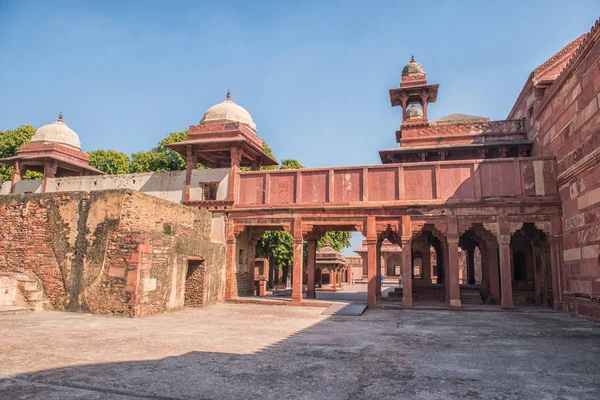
[58,112,63,122]
[411,54,415,62]
[226,90,231,101]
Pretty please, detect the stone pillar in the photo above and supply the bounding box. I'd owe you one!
[549,234,564,311]
[247,239,257,296]
[225,237,237,300]
[228,146,242,202]
[421,245,431,284]
[486,244,500,301]
[184,145,197,202]
[291,235,304,304]
[499,235,514,309]
[318,269,323,288]
[401,238,413,307]
[376,240,382,301]
[421,93,429,121]
[10,160,22,194]
[306,240,317,299]
[41,159,57,193]
[338,269,343,288]
[447,237,461,308]
[366,216,378,308]
[331,268,337,290]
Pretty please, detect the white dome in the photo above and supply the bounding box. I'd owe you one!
[200,91,257,132]
[31,113,82,151]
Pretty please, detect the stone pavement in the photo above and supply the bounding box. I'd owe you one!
[1,304,599,399]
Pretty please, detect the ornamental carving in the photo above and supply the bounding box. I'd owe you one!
[535,221,552,236]
[411,119,525,137]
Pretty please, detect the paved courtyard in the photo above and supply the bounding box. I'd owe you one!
[1,305,599,400]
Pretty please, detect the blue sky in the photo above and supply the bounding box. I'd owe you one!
[0,1,598,253]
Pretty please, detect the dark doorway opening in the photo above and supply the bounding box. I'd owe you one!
[184,257,205,307]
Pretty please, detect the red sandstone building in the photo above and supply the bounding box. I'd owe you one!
[0,19,599,321]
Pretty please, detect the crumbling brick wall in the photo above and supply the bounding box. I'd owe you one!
[0,190,226,317]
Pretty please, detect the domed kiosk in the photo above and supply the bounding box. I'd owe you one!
[0,113,104,193]
[166,91,278,203]
[389,55,439,124]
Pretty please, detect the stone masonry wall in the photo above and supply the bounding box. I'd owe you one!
[0,190,226,317]
[511,25,600,319]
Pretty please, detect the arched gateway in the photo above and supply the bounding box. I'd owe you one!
[164,58,562,310]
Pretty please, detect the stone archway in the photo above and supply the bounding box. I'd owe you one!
[511,223,553,307]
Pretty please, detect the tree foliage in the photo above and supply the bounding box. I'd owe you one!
[279,158,304,170]
[0,125,42,181]
[318,231,352,252]
[130,131,189,173]
[88,150,131,175]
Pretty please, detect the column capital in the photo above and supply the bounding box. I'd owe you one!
[447,236,459,244]
[498,235,511,245]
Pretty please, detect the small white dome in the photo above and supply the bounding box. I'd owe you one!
[406,105,423,119]
[31,113,82,151]
[200,91,257,132]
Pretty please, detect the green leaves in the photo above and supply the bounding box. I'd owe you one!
[0,125,38,181]
[88,150,131,174]
[130,131,189,173]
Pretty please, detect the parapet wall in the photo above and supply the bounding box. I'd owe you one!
[0,169,230,204]
[0,190,226,316]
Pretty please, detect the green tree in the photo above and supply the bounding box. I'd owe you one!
[279,158,304,170]
[130,131,189,173]
[318,231,352,252]
[0,125,42,181]
[259,141,278,171]
[88,150,130,174]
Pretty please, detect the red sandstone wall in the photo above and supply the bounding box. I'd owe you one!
[0,190,225,317]
[515,26,600,319]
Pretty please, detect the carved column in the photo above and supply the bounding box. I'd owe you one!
[549,224,564,311]
[306,239,317,299]
[400,93,408,122]
[291,234,304,304]
[225,236,238,300]
[447,236,461,308]
[499,234,514,309]
[41,159,58,193]
[366,217,378,308]
[247,239,257,296]
[486,244,500,302]
[376,239,382,301]
[401,238,413,307]
[228,146,242,202]
[420,93,429,121]
[184,145,197,202]
[331,268,337,290]
[10,160,23,194]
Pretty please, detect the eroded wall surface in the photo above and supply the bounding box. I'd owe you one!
[0,190,225,316]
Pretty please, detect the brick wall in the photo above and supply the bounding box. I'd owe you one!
[0,190,226,317]
[511,23,600,320]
